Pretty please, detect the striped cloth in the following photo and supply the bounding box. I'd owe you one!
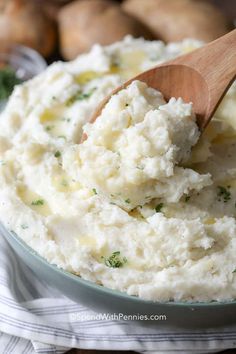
[0,235,236,354]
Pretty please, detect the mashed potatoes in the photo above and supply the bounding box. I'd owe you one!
[77,80,211,210]
[0,36,236,302]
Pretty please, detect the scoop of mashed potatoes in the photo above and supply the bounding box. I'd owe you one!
[75,80,211,210]
[0,36,236,302]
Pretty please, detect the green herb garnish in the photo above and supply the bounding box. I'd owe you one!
[61,179,68,187]
[233,269,236,273]
[21,224,28,230]
[54,151,61,158]
[155,203,164,213]
[31,199,44,206]
[102,251,127,268]
[92,188,97,195]
[185,195,191,202]
[0,67,22,100]
[61,117,71,122]
[66,88,96,106]
[217,186,231,203]
[125,198,131,204]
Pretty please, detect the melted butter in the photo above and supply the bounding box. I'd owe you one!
[75,71,102,85]
[17,186,51,216]
[26,144,46,164]
[204,217,216,225]
[40,105,66,123]
[182,45,199,54]
[211,132,236,145]
[109,64,120,75]
[40,109,57,123]
[108,51,147,80]
[119,50,147,79]
[52,174,81,193]
[120,50,146,70]
[78,236,97,248]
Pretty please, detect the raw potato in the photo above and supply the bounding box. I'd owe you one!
[122,0,232,43]
[58,0,154,60]
[0,0,56,57]
[39,0,72,21]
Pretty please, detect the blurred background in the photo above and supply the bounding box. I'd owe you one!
[0,0,235,104]
[0,0,235,62]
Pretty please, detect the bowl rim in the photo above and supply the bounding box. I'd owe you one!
[2,223,236,308]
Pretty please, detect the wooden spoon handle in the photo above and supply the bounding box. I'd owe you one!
[173,29,236,120]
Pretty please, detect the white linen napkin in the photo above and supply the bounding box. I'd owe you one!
[0,234,235,354]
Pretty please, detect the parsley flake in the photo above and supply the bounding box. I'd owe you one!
[0,67,22,100]
[21,224,28,230]
[185,195,191,202]
[92,188,97,195]
[155,203,164,213]
[101,251,127,268]
[61,179,68,187]
[31,199,44,206]
[66,88,96,107]
[217,186,231,203]
[125,198,131,204]
[54,151,61,158]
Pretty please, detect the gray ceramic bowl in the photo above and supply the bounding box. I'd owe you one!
[1,222,236,329]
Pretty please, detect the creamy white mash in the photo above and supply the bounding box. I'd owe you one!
[0,36,236,302]
[77,80,211,210]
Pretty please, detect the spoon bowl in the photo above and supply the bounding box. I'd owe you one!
[82,29,236,141]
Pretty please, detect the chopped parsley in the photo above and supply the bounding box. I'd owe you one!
[125,103,129,107]
[101,251,127,268]
[61,117,71,122]
[233,269,236,273]
[61,179,68,187]
[66,88,96,107]
[0,67,22,100]
[92,188,97,195]
[31,199,44,206]
[112,58,120,68]
[46,125,53,131]
[125,198,131,204]
[155,203,164,213]
[217,186,231,203]
[54,151,61,158]
[21,224,28,230]
[185,195,191,202]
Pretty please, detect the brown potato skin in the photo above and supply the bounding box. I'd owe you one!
[0,0,57,57]
[58,0,154,60]
[122,0,232,43]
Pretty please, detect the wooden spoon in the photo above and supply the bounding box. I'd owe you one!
[82,29,236,142]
